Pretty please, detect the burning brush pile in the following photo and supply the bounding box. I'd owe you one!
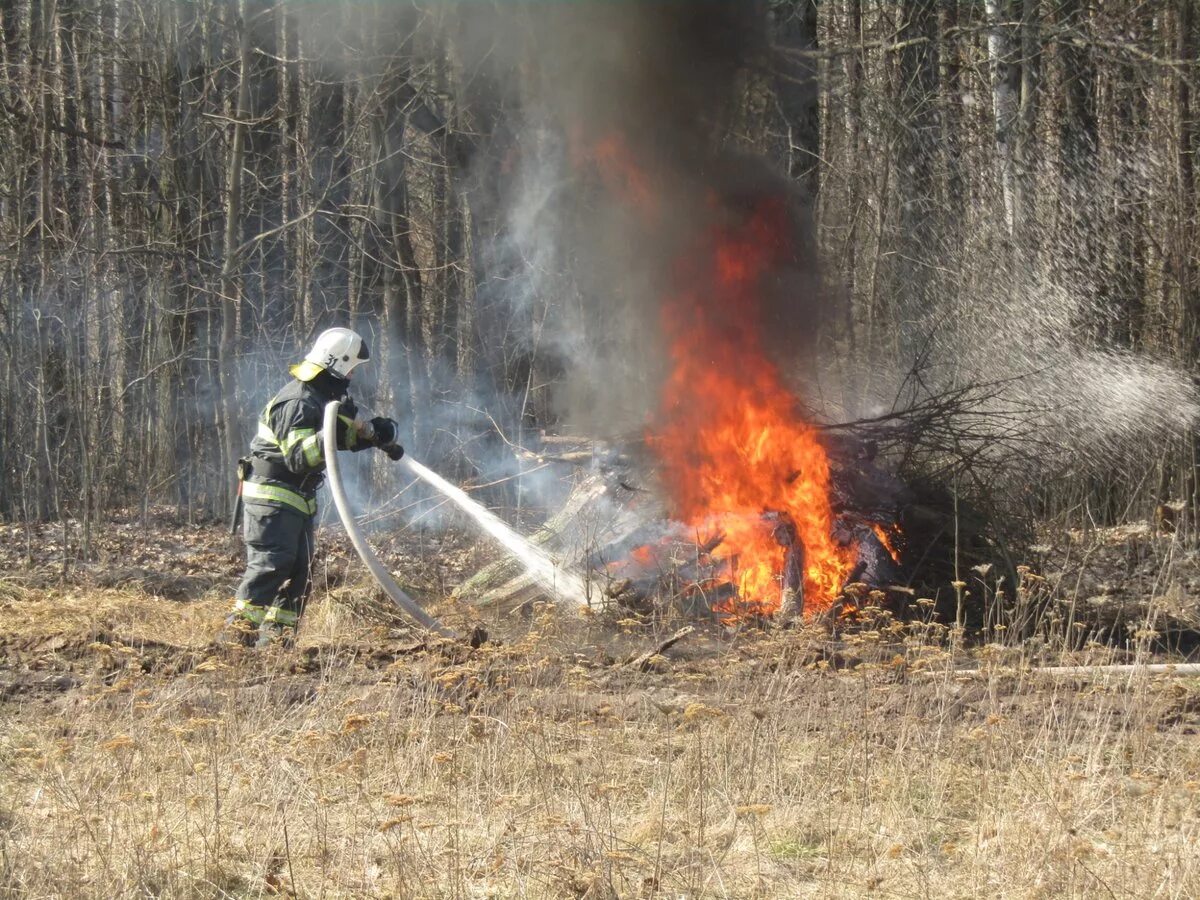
[457,417,927,624]
[589,193,904,622]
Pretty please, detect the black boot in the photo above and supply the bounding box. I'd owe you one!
[254,622,296,650]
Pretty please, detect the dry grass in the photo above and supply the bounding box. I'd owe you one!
[1,527,1199,898]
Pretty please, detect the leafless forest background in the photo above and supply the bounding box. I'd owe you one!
[1,0,1197,546]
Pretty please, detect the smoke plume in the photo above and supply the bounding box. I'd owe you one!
[460,0,831,435]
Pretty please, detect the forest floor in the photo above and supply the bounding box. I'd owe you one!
[1,510,1199,898]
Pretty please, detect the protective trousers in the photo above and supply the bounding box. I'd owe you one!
[233,503,316,628]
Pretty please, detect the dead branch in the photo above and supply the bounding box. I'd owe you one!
[625,625,695,672]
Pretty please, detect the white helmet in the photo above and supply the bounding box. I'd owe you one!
[291,327,370,382]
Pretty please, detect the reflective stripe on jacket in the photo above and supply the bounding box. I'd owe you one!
[243,377,359,514]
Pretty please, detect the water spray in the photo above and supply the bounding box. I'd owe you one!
[400,455,593,608]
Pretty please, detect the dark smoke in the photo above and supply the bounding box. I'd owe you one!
[457,0,827,436]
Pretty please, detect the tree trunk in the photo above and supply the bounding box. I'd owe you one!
[771,0,820,202]
[1013,0,1041,242]
[217,0,252,508]
[897,0,941,310]
[295,17,315,336]
[278,2,294,334]
[1175,0,1199,524]
[985,0,1019,236]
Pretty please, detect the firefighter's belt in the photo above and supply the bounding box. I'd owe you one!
[248,456,323,492]
[241,480,318,516]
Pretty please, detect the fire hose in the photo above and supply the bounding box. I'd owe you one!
[322,400,455,638]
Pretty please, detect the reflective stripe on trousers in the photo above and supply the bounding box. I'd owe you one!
[232,597,267,624]
[231,598,299,629]
[263,606,300,627]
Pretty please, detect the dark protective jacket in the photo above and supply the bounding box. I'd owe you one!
[241,375,363,516]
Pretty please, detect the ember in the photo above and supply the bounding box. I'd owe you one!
[870,523,903,565]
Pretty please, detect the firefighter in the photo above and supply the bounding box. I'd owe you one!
[221,327,404,648]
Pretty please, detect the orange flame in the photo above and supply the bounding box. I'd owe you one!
[647,198,855,615]
[870,523,902,565]
[630,544,658,567]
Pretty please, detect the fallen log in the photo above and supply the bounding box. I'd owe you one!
[625,625,695,671]
[942,662,1200,679]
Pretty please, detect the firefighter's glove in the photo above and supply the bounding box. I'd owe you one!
[338,397,358,420]
[370,417,398,446]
